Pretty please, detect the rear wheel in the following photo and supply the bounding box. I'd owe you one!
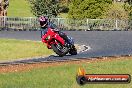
[51,43,69,57]
[69,45,77,55]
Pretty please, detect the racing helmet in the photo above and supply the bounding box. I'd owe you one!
[39,16,48,24]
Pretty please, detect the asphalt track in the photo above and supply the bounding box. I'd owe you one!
[0,31,132,64]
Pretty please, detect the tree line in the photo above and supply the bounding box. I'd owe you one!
[28,0,132,20]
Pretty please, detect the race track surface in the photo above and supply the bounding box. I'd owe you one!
[0,31,132,64]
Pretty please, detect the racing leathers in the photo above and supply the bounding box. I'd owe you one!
[40,21,71,46]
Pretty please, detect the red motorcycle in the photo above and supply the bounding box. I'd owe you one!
[42,28,77,57]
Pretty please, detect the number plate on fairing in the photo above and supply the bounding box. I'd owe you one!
[45,35,50,40]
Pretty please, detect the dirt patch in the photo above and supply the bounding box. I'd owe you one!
[0,55,132,73]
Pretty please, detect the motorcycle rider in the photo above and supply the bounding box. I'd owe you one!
[39,16,71,46]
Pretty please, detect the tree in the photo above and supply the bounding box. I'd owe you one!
[0,0,9,16]
[28,0,59,17]
[102,3,130,20]
[68,0,112,19]
[59,0,71,13]
[127,0,132,30]
[127,0,132,4]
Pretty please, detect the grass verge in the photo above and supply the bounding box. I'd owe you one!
[7,0,34,17]
[0,56,132,88]
[0,38,53,61]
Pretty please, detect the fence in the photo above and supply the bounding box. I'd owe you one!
[0,17,39,30]
[0,16,131,31]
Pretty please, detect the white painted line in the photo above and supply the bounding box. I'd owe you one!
[77,44,91,53]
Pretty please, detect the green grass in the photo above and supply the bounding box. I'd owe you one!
[0,58,132,88]
[0,38,53,61]
[7,0,34,17]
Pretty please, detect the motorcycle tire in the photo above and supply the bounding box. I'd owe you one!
[51,44,69,57]
[69,45,77,55]
[76,76,86,85]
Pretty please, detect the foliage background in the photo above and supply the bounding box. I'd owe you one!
[27,0,60,17]
[68,0,112,19]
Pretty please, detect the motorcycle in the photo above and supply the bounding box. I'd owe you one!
[41,28,77,57]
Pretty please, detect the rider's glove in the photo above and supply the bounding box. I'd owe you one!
[53,28,59,32]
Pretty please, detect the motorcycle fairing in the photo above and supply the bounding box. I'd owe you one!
[41,28,65,49]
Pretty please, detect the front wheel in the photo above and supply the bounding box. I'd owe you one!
[51,43,69,57]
